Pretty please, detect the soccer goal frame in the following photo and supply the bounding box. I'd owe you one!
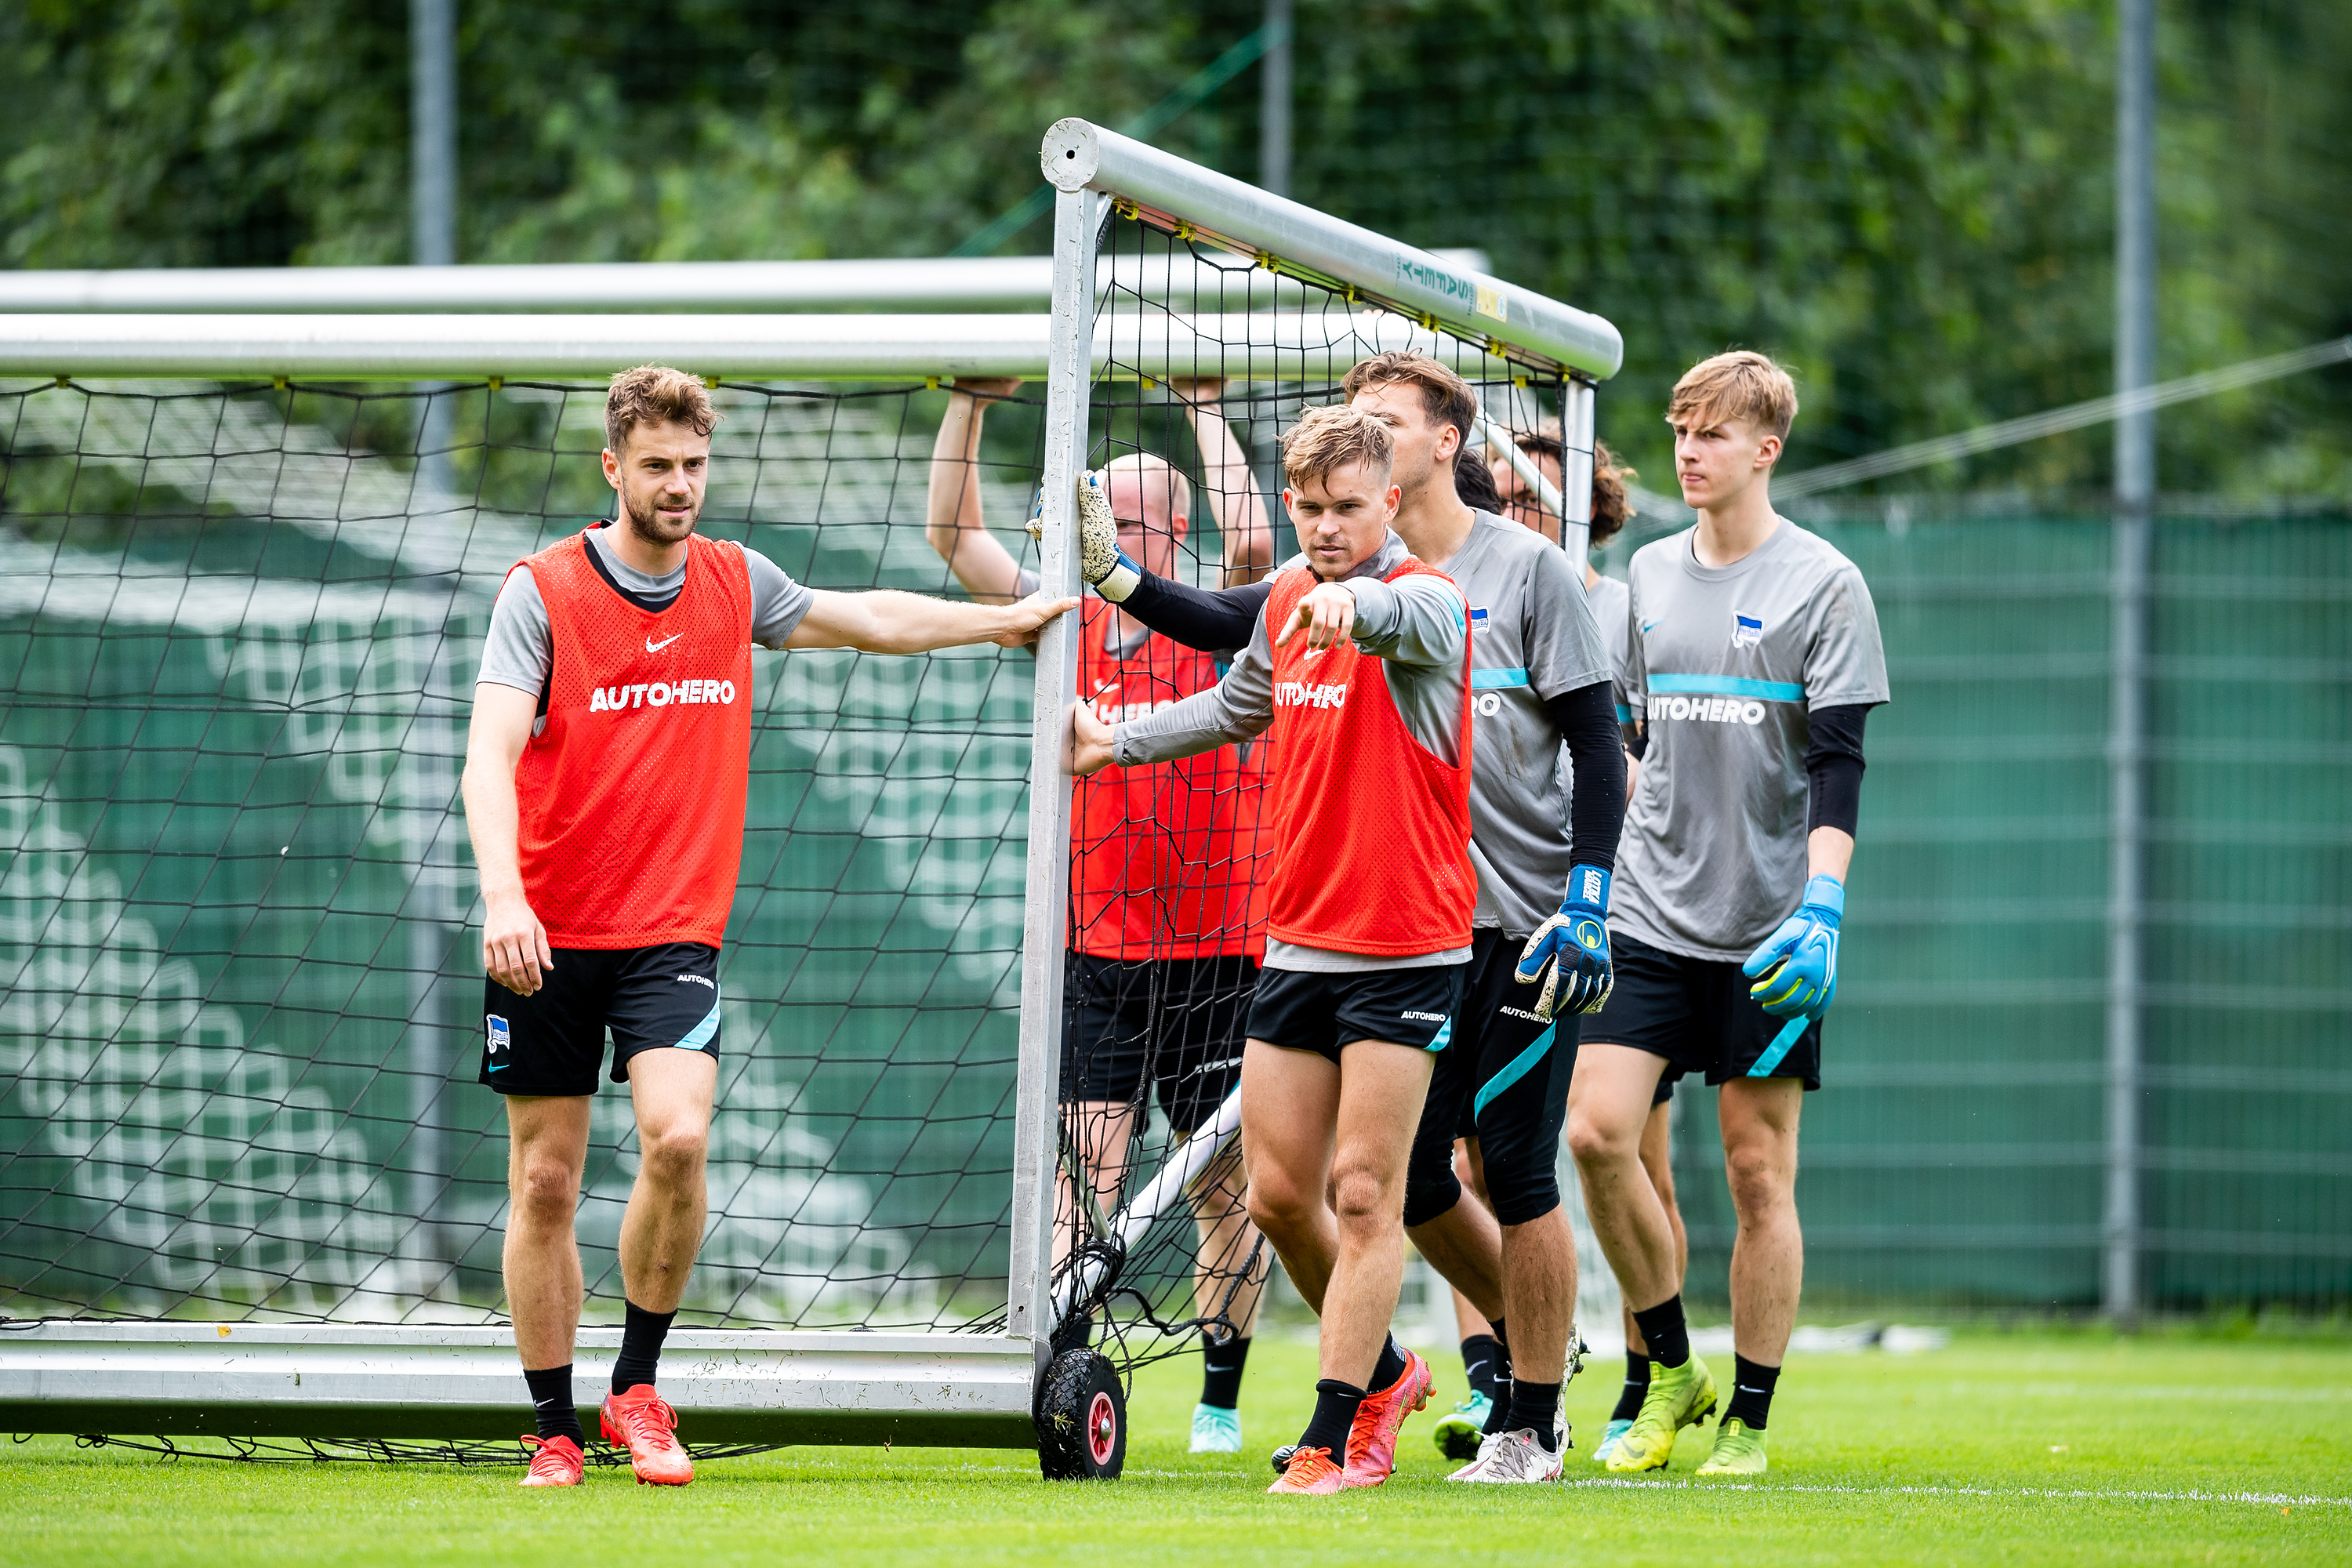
[0,118,1619,1470]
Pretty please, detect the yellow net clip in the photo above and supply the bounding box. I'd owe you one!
[1486,337,1506,358]
[1255,250,1276,272]
[1419,312,1438,332]
[703,375,720,390]
[1140,375,1159,391]
[52,375,68,389]
[272,375,289,391]
[487,376,504,393]
[1343,285,1359,304]
[1513,376,1530,389]
[1115,198,1139,220]
[1175,220,1197,241]
[925,376,941,391]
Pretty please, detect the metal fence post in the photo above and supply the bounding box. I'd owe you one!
[2103,0,2156,1326]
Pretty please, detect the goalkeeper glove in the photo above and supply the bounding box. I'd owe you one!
[1514,864,1614,1022]
[1029,470,1141,602]
[1742,874,1844,1018]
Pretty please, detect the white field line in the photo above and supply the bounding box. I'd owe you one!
[1562,1478,2351,1508]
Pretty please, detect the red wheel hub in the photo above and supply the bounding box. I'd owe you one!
[1087,1390,1116,1465]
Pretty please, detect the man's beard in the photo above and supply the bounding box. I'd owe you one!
[622,489,697,545]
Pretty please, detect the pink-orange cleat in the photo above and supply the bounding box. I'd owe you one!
[600,1385,694,1486]
[1265,1443,1348,1494]
[1342,1348,1434,1487]
[518,1432,584,1487]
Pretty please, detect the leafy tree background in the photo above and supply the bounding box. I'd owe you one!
[2,0,2344,498]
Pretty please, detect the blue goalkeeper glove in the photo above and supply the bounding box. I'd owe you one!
[1514,864,1614,1022]
[1742,874,1844,1018]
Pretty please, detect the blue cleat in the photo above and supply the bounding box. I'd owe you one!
[1190,1402,1243,1454]
[1591,1417,1635,1466]
[1432,1389,1494,1462]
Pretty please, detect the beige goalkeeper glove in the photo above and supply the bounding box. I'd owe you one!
[1028,470,1141,602]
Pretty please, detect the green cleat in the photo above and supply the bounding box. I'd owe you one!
[1590,1417,1634,1466]
[1603,1353,1716,1473]
[1694,1417,1767,1475]
[1431,1390,1494,1462]
[1190,1402,1243,1454]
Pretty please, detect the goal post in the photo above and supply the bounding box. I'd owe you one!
[0,122,1620,1471]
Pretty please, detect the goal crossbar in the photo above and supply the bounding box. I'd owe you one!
[0,310,1525,383]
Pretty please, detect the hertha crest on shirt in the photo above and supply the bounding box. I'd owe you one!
[1733,613,1764,648]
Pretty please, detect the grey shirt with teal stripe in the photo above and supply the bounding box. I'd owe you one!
[1615,519,1889,962]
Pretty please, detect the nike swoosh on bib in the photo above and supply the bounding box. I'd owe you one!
[646,633,683,652]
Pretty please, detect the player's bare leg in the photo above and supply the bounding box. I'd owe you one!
[597,1047,717,1486]
[617,1048,718,1314]
[1406,1184,1504,1323]
[1053,1098,1138,1276]
[1239,1039,1341,1312]
[504,1095,593,1370]
[1566,1046,1679,1307]
[1600,1098,1684,1464]
[1317,1040,1436,1386]
[1187,1138,1266,1450]
[1716,1080,1803,1348]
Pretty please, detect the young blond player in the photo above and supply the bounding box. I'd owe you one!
[1568,351,1889,1476]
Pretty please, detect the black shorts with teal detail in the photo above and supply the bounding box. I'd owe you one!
[1247,962,1468,1064]
[1404,929,1581,1229]
[480,941,723,1097]
[1582,929,1822,1091]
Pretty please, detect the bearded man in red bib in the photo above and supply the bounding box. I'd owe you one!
[464,365,1073,1489]
[1073,405,1475,1494]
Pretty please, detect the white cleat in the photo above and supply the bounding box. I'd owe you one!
[1446,1427,1565,1483]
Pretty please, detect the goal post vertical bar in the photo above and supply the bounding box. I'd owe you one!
[1561,376,1597,563]
[1006,184,1101,1357]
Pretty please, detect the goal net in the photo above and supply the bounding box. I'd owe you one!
[0,119,1619,1468]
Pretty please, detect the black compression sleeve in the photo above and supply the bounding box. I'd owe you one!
[1116,572,1271,655]
[1806,702,1871,835]
[1546,682,1626,872]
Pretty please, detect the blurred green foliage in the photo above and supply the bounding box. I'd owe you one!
[2,0,2345,499]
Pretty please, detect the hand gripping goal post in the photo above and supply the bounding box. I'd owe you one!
[0,120,1618,1478]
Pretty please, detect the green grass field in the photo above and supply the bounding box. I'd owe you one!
[4,1331,2346,1566]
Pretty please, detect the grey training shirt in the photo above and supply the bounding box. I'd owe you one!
[1613,519,1890,962]
[1112,530,1472,971]
[478,524,815,706]
[1587,572,1632,723]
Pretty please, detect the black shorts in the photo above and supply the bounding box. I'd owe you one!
[1062,953,1254,1137]
[1247,962,1468,1064]
[1407,930,1580,1228]
[480,942,723,1097]
[1582,930,1822,1091]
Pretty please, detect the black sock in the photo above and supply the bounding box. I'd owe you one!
[1477,1319,1517,1432]
[612,1300,677,1395]
[1724,1355,1780,1430]
[1505,1379,1564,1452]
[1612,1352,1652,1422]
[1370,1334,1407,1392]
[1630,1294,1690,1370]
[1459,1334,1507,1403]
[1297,1379,1367,1457]
[524,1364,585,1446]
[1200,1334,1251,1410]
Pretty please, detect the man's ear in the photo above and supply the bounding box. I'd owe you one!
[1754,432,1783,470]
[601,448,622,489]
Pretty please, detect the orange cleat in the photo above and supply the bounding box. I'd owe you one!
[1341,1348,1434,1487]
[1265,1443,1348,1494]
[599,1385,694,1486]
[519,1432,584,1487]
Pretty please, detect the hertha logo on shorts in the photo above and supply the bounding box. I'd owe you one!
[485,1014,511,1071]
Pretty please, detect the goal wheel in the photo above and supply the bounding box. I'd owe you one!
[1034,1348,1125,1480]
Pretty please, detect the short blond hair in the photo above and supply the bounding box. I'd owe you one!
[1667,350,1798,442]
[605,364,719,453]
[1280,405,1396,490]
[1102,452,1191,529]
